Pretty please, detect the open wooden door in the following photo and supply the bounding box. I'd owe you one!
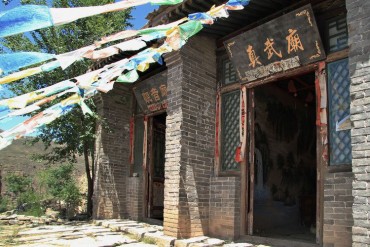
[148,114,166,220]
[246,89,255,235]
[241,87,255,235]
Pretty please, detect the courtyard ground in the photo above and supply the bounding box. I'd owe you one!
[0,219,266,247]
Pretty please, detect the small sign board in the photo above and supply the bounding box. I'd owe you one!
[224,4,326,83]
[133,72,168,114]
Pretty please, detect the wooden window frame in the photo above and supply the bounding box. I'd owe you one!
[326,57,352,172]
[215,54,242,176]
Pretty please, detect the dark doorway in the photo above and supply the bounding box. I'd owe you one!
[251,73,317,243]
[147,113,166,220]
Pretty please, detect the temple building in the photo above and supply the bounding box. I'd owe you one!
[92,0,369,246]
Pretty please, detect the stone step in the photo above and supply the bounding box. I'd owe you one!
[96,219,258,247]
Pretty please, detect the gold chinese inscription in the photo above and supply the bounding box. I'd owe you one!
[148,101,167,112]
[142,92,153,104]
[227,41,236,58]
[296,9,313,27]
[264,38,282,60]
[140,84,168,112]
[286,29,304,54]
[150,88,160,102]
[310,40,322,60]
[246,45,262,68]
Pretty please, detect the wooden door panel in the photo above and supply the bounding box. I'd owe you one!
[149,117,165,220]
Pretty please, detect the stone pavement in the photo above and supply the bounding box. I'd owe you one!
[0,219,267,247]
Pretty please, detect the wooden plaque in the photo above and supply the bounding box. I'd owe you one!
[224,4,326,83]
[133,72,167,114]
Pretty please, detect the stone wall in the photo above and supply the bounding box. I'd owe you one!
[93,84,132,219]
[346,0,370,246]
[209,177,241,240]
[323,172,354,247]
[163,34,217,238]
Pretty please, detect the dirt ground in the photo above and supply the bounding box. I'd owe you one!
[0,225,28,246]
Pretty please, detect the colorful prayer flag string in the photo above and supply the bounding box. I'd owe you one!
[0,0,185,38]
[0,0,251,150]
[0,18,187,83]
[0,93,90,150]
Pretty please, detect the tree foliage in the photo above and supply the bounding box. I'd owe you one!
[4,174,32,196]
[4,173,43,216]
[3,166,81,217]
[1,0,133,217]
[40,163,81,214]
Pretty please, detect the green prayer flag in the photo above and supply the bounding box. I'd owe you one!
[116,70,139,83]
[150,0,183,5]
[179,20,203,41]
[138,27,168,36]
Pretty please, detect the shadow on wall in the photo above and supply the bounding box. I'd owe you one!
[93,88,132,219]
[177,164,206,238]
[93,123,123,219]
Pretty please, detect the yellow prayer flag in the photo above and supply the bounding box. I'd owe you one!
[0,67,42,85]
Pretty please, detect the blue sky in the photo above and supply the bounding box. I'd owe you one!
[0,1,157,131]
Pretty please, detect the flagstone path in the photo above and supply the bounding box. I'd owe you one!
[0,219,266,247]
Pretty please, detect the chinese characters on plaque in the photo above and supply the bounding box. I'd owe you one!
[133,72,168,114]
[225,5,325,83]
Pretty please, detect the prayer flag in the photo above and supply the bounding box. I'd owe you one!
[0,0,185,38]
[0,5,52,38]
[0,52,55,75]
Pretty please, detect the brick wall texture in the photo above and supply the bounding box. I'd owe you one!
[323,172,354,247]
[125,177,143,221]
[163,34,217,238]
[347,0,370,246]
[209,177,241,240]
[93,85,132,219]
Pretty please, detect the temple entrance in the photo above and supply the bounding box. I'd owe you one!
[147,113,166,220]
[247,73,317,243]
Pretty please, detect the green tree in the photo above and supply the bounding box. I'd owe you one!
[40,163,81,216]
[1,0,132,217]
[4,174,43,216]
[5,174,32,196]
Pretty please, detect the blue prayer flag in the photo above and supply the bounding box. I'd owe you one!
[0,5,53,38]
[226,0,250,7]
[0,52,55,75]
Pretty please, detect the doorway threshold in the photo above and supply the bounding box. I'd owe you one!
[238,235,319,247]
[144,217,163,226]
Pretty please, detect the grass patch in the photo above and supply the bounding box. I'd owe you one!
[141,236,156,245]
[23,206,44,217]
[125,233,141,241]
[0,225,25,246]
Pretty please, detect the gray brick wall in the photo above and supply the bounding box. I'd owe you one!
[323,172,354,247]
[93,84,132,219]
[125,177,144,220]
[346,0,370,246]
[163,34,217,238]
[209,177,241,240]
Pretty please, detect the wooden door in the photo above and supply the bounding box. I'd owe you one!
[246,89,255,235]
[149,117,165,220]
[240,88,255,235]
